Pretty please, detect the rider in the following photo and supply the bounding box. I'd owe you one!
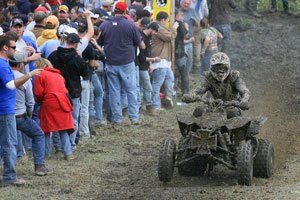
[183,52,250,118]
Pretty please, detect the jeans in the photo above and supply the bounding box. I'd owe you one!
[213,24,231,54]
[89,73,104,122]
[45,132,62,157]
[70,98,80,147]
[175,56,190,94]
[16,131,25,158]
[0,114,17,183]
[201,51,215,75]
[16,116,45,165]
[79,80,90,139]
[151,68,174,109]
[106,62,139,123]
[46,131,72,156]
[139,70,152,106]
[121,65,141,110]
[184,43,193,72]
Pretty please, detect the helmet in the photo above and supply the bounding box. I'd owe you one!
[210,52,230,66]
[210,52,231,82]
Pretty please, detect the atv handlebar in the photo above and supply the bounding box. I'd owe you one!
[181,94,249,110]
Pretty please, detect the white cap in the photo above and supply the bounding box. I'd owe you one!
[102,0,114,6]
[90,12,99,19]
[0,27,3,36]
[58,24,71,37]
[63,27,78,37]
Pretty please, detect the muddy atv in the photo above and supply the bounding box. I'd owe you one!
[157,99,274,186]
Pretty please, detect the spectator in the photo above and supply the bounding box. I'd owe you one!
[174,9,189,95]
[34,58,75,161]
[93,0,114,17]
[270,0,291,15]
[10,52,50,176]
[98,1,145,125]
[200,18,223,75]
[31,11,48,38]
[48,33,89,149]
[151,11,178,110]
[69,6,81,22]
[57,5,69,20]
[0,33,42,186]
[245,0,262,18]
[16,0,31,15]
[208,0,236,54]
[190,0,208,73]
[7,6,20,20]
[9,17,41,74]
[37,15,59,46]
[138,19,160,114]
[180,0,195,85]
[47,0,63,12]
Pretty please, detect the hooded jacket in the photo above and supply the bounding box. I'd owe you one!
[37,29,58,47]
[48,47,89,98]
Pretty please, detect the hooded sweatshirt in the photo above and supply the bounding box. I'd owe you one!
[37,29,58,47]
[48,47,89,98]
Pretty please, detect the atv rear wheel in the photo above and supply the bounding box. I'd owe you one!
[253,139,274,178]
[177,137,206,176]
[158,138,176,182]
[237,140,253,186]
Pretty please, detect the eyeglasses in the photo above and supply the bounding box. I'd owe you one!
[9,46,17,50]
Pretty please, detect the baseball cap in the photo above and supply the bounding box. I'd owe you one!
[58,5,69,13]
[66,33,81,44]
[34,11,48,22]
[46,15,59,28]
[115,2,127,12]
[140,17,150,27]
[102,0,114,7]
[34,6,49,14]
[90,12,99,19]
[0,27,4,36]
[58,24,71,37]
[147,22,159,32]
[63,27,78,37]
[10,17,24,27]
[9,52,25,66]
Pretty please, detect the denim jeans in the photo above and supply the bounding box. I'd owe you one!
[89,73,104,122]
[175,56,190,94]
[70,98,80,147]
[16,131,25,158]
[213,24,231,54]
[139,70,152,106]
[152,67,174,109]
[79,80,90,139]
[16,117,45,165]
[0,114,17,183]
[45,132,62,157]
[46,131,71,156]
[201,51,215,75]
[184,43,193,72]
[106,62,139,123]
[121,65,141,110]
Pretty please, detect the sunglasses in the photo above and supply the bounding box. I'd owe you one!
[9,46,17,50]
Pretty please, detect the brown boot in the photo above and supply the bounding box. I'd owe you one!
[146,105,154,114]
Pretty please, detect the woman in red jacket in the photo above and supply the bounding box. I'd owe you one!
[34,58,74,160]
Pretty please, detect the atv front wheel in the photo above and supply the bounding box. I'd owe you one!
[158,139,176,182]
[253,139,274,178]
[237,140,253,186]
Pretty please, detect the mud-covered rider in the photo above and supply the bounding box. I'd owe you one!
[183,52,250,118]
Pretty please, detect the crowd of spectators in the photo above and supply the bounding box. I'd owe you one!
[0,0,292,187]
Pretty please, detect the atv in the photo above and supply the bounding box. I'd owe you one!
[157,98,274,186]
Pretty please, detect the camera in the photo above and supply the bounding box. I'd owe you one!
[78,7,84,13]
